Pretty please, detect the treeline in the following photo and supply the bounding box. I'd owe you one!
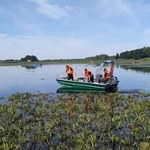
[1,55,39,63]
[42,58,85,64]
[117,47,150,59]
[1,47,150,64]
[85,54,111,61]
[86,47,150,61]
[87,47,150,61]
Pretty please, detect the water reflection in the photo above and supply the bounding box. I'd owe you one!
[57,87,105,93]
[118,65,150,73]
[21,64,43,69]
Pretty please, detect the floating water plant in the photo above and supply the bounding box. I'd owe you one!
[0,92,150,149]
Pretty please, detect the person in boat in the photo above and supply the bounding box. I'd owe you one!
[104,68,110,79]
[66,65,74,80]
[100,68,110,82]
[84,68,90,80]
[88,71,94,83]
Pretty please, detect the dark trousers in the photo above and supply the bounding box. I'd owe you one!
[68,74,73,80]
[88,75,94,82]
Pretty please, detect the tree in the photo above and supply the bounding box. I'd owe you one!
[99,54,109,60]
[21,55,38,62]
[119,47,150,59]
[116,53,119,60]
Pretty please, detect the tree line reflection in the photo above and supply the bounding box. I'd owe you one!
[118,65,150,73]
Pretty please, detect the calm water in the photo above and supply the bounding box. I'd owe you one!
[0,64,150,97]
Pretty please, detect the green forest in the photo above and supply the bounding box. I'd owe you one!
[85,47,150,61]
[117,47,150,59]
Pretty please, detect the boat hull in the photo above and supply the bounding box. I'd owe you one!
[56,75,119,92]
[56,79,105,91]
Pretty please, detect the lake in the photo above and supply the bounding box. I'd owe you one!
[0,64,150,97]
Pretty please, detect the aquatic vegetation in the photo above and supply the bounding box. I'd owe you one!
[0,92,150,149]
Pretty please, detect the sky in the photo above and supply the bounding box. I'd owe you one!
[0,0,150,60]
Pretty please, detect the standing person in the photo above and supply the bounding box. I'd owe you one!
[66,65,74,80]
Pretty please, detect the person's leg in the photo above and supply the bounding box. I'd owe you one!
[68,74,73,80]
[70,74,74,80]
[68,74,70,80]
[91,75,94,82]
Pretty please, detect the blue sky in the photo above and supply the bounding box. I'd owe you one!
[0,0,150,60]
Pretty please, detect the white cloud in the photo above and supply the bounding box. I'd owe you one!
[0,35,100,59]
[0,32,149,60]
[29,0,73,19]
[98,0,138,20]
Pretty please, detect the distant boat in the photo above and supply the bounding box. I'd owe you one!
[56,60,119,92]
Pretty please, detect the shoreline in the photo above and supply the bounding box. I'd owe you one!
[0,58,150,67]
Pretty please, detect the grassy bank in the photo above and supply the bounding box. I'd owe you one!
[0,59,87,67]
[0,58,150,67]
[114,58,150,65]
[0,92,150,149]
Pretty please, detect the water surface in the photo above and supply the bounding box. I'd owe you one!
[0,64,150,97]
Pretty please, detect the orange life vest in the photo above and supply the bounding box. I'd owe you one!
[66,66,73,74]
[84,69,89,78]
[104,70,110,79]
